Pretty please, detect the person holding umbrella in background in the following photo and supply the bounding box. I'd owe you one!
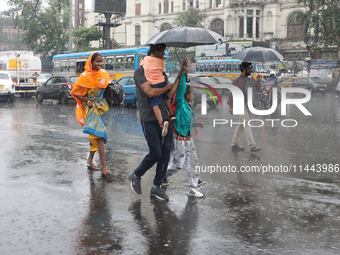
[228,62,261,153]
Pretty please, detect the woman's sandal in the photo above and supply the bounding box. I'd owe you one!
[101,169,113,179]
[87,163,100,171]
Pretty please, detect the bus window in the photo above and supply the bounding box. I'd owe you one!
[231,64,238,73]
[105,57,114,70]
[114,56,124,71]
[199,64,204,72]
[215,64,220,72]
[60,60,68,72]
[76,61,86,74]
[220,64,226,72]
[209,63,214,72]
[125,55,135,70]
[204,63,209,72]
[252,64,256,73]
[69,59,76,72]
[53,61,60,73]
[196,64,200,72]
[226,64,231,72]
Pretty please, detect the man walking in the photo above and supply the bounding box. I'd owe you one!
[128,46,187,202]
[228,62,261,153]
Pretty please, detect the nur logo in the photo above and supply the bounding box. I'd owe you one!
[195,82,222,114]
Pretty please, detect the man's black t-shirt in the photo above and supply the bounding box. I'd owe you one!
[134,66,169,123]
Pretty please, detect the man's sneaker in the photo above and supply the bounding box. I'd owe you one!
[150,186,169,201]
[162,177,170,186]
[188,188,204,198]
[197,180,206,190]
[170,115,176,124]
[161,121,169,137]
[128,173,142,195]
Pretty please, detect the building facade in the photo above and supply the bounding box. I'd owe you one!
[0,18,27,51]
[120,0,337,61]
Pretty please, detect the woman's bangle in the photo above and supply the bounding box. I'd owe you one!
[176,75,181,80]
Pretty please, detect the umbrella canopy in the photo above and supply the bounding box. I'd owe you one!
[145,26,227,48]
[232,46,284,62]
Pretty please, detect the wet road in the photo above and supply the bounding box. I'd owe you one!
[0,94,340,254]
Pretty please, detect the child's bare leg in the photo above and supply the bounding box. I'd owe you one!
[152,105,163,126]
[164,98,173,116]
[164,98,176,124]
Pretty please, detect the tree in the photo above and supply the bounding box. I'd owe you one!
[296,0,340,60]
[4,0,69,57]
[72,26,102,52]
[173,7,206,28]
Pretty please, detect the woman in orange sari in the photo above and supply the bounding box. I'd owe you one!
[71,52,112,178]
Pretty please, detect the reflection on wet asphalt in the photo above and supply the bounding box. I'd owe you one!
[0,95,339,254]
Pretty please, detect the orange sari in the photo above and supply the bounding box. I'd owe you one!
[71,52,111,126]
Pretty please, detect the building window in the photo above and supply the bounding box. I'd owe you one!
[247,17,253,38]
[196,1,199,8]
[171,1,174,13]
[210,19,224,36]
[209,0,212,8]
[12,33,17,40]
[159,3,162,14]
[287,13,304,39]
[239,17,244,38]
[164,0,169,13]
[189,1,193,7]
[135,4,141,16]
[135,25,141,46]
[216,0,221,6]
[183,1,186,10]
[3,32,7,39]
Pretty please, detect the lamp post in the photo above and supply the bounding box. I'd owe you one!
[305,32,313,77]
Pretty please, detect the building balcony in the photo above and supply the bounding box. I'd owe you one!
[230,0,277,7]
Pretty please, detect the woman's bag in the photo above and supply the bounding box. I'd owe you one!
[104,82,124,106]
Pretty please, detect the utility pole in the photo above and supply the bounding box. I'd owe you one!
[69,0,72,51]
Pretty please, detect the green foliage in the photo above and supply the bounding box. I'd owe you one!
[173,7,206,28]
[4,0,69,57]
[72,26,102,51]
[296,0,340,58]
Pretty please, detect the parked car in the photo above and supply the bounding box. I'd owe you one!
[169,74,225,107]
[114,75,137,106]
[35,75,79,104]
[36,74,52,83]
[281,77,327,95]
[0,71,15,102]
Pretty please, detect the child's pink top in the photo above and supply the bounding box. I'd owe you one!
[141,56,165,84]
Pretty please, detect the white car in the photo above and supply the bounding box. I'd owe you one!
[36,74,52,84]
[0,71,15,102]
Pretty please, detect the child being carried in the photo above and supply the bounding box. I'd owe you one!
[141,43,176,137]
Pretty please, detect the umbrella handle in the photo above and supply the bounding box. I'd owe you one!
[175,48,181,64]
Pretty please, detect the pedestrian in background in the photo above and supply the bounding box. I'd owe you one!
[228,61,261,153]
[71,52,113,179]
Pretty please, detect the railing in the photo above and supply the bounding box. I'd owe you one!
[230,0,277,4]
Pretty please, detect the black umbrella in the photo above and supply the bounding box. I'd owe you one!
[232,46,284,62]
[145,26,227,48]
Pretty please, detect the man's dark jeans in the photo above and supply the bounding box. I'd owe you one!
[134,120,173,186]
